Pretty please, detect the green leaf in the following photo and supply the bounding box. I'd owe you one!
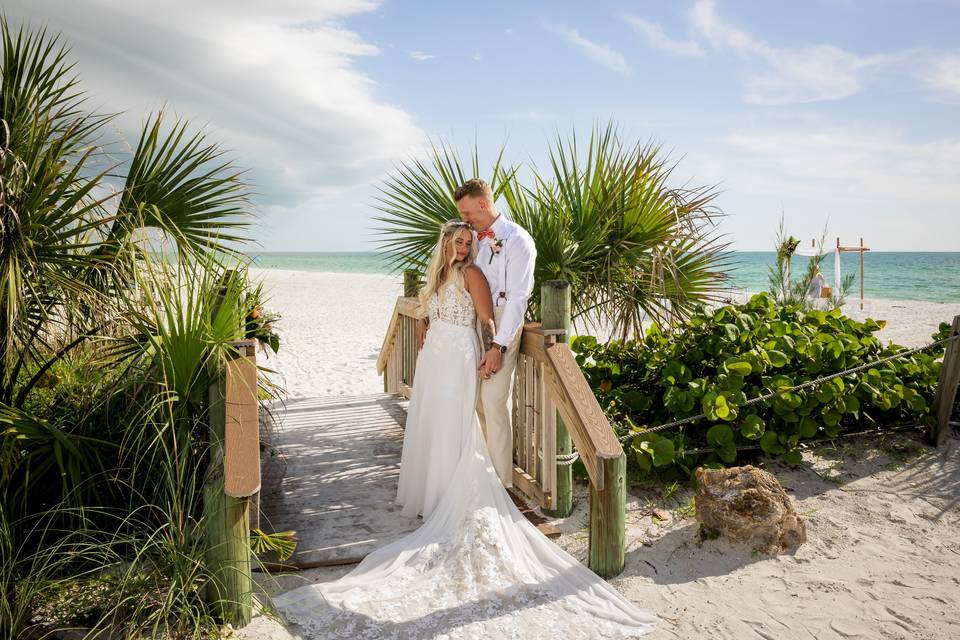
[767,350,788,367]
[740,414,765,440]
[783,450,802,465]
[760,431,785,455]
[799,416,818,438]
[723,323,740,342]
[651,439,675,467]
[707,423,734,448]
[723,357,752,376]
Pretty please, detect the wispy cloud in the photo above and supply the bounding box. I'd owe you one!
[408,50,434,61]
[715,124,960,202]
[549,25,630,74]
[471,52,482,62]
[690,0,890,104]
[622,14,703,57]
[922,53,960,101]
[2,0,423,209]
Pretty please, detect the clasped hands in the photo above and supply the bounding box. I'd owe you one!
[478,346,502,380]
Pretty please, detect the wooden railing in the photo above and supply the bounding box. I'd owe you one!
[377,279,628,577]
[377,296,421,398]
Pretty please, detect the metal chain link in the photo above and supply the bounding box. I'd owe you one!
[552,333,958,467]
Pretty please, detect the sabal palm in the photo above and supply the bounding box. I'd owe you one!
[373,139,513,272]
[373,121,730,337]
[0,18,254,518]
[0,18,251,409]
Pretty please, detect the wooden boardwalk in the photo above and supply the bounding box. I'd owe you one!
[257,393,420,569]
[256,392,558,571]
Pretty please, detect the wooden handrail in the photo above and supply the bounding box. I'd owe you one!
[518,324,620,491]
[376,296,421,375]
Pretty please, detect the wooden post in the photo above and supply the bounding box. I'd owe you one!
[930,315,960,447]
[588,451,626,578]
[203,272,253,627]
[859,237,865,311]
[403,269,420,298]
[541,280,573,518]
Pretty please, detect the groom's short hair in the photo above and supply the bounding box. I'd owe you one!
[454,178,493,202]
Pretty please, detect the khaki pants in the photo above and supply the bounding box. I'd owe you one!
[476,306,522,489]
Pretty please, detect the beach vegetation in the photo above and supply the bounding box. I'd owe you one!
[373,121,731,336]
[571,293,947,480]
[767,217,855,309]
[1,18,274,637]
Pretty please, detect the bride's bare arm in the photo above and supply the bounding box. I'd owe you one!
[464,266,495,351]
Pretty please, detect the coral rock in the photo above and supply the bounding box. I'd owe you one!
[695,465,806,553]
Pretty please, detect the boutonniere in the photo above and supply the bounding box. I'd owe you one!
[487,237,504,264]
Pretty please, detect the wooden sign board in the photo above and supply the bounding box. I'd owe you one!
[224,340,261,497]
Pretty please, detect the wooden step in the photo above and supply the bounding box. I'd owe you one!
[508,489,561,538]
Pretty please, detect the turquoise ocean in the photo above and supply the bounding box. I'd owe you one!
[250,251,960,303]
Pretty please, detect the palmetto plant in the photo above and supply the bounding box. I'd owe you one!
[0,17,250,401]
[0,17,252,507]
[373,139,514,272]
[1,19,262,636]
[373,121,731,338]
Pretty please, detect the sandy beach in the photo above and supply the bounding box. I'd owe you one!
[242,268,960,639]
[252,268,960,401]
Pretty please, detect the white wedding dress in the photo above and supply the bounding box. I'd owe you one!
[272,281,658,639]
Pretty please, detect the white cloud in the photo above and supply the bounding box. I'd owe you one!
[409,50,434,61]
[2,0,423,209]
[549,25,630,74]
[922,53,960,101]
[690,0,890,104]
[472,52,483,62]
[679,121,960,250]
[622,14,703,57]
[704,124,960,203]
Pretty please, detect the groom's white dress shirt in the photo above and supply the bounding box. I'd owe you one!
[475,214,537,346]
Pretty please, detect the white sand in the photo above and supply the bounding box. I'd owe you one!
[240,268,960,639]
[250,269,402,398]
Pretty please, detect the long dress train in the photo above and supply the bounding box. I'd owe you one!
[272,281,658,639]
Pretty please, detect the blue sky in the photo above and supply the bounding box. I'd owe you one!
[6,1,960,251]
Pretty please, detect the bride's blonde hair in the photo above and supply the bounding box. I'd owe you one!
[418,220,476,315]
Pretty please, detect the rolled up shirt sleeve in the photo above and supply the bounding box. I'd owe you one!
[493,232,537,347]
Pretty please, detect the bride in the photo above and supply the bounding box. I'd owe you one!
[272,221,658,638]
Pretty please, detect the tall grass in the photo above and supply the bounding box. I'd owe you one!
[1,18,275,638]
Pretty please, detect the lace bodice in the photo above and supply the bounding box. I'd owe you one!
[428,280,476,327]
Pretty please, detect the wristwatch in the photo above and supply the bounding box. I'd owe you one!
[492,342,507,354]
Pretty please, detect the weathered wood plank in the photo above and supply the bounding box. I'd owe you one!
[542,388,557,510]
[517,356,528,471]
[533,360,542,484]
[376,297,421,375]
[519,323,547,363]
[588,452,626,578]
[931,315,960,446]
[512,465,545,507]
[257,394,419,569]
[224,341,260,498]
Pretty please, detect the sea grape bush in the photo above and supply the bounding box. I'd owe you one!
[571,293,948,479]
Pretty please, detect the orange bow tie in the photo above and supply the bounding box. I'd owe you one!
[477,229,496,240]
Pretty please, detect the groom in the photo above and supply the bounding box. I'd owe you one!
[454,178,536,490]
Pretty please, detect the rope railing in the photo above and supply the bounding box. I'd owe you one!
[555,334,960,466]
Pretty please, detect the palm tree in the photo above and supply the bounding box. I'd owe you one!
[0,17,251,414]
[1,18,262,635]
[373,121,731,337]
